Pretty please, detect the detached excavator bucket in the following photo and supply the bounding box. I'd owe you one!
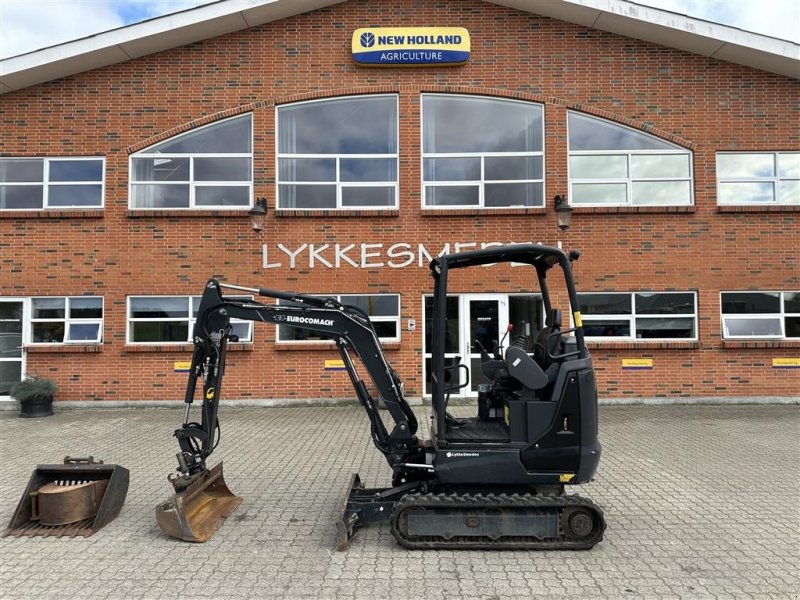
[155,462,242,543]
[4,456,129,538]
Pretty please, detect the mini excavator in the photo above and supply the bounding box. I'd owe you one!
[156,244,606,549]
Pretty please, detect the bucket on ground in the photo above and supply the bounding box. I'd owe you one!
[4,456,129,538]
[155,462,242,543]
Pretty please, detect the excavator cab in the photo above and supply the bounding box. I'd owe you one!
[379,245,604,549]
[426,246,600,483]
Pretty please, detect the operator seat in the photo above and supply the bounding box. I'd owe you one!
[534,308,562,372]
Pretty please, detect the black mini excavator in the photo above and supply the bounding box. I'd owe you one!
[156,244,606,549]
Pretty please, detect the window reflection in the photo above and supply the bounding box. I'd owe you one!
[718,182,774,204]
[130,115,253,209]
[579,292,697,340]
[149,115,252,154]
[570,155,627,179]
[277,96,398,209]
[778,180,800,204]
[632,181,691,205]
[717,152,799,205]
[721,292,780,314]
[568,113,674,151]
[423,96,542,153]
[1,158,103,209]
[721,291,800,340]
[567,112,692,206]
[279,96,396,155]
[422,95,544,208]
[717,154,774,178]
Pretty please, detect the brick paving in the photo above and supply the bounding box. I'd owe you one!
[1,404,798,599]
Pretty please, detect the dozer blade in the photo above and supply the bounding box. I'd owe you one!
[4,456,129,538]
[156,462,242,543]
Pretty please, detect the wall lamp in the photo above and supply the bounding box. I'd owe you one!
[249,197,268,231]
[554,194,573,232]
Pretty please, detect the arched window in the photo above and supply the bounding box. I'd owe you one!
[277,95,398,210]
[422,95,544,208]
[568,112,692,206]
[129,114,252,209]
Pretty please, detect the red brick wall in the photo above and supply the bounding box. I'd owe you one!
[1,0,798,401]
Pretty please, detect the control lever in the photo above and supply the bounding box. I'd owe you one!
[497,324,513,358]
[472,339,488,359]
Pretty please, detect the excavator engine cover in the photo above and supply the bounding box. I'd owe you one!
[4,457,129,538]
[155,462,242,543]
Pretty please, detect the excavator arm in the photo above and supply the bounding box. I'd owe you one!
[172,279,420,486]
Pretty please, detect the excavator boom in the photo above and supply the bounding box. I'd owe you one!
[156,279,423,542]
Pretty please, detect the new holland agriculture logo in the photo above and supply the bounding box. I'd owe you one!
[352,27,470,66]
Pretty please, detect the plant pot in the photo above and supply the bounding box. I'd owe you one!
[19,394,54,418]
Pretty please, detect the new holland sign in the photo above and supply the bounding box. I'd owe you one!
[352,27,470,66]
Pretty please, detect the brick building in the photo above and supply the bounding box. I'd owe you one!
[1,0,798,407]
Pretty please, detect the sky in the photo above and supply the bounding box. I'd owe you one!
[0,0,798,60]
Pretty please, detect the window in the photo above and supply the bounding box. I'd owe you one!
[422,95,544,208]
[0,158,104,210]
[721,292,800,339]
[578,292,697,340]
[568,112,693,206]
[277,96,398,210]
[127,296,253,344]
[30,297,103,344]
[130,114,253,209]
[717,153,800,205]
[277,294,400,342]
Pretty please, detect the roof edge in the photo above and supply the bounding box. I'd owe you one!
[0,0,798,95]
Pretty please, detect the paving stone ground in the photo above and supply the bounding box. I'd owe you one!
[0,403,798,600]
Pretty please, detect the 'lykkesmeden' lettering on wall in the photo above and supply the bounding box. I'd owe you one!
[262,241,542,269]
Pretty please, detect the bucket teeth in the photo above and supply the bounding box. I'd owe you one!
[155,462,242,543]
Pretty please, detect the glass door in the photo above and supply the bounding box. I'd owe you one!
[423,295,461,397]
[464,295,508,394]
[0,300,24,398]
[423,294,543,398]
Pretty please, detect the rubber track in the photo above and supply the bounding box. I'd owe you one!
[390,492,606,550]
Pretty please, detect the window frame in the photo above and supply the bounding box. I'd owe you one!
[29,296,104,345]
[578,291,698,342]
[567,112,694,207]
[128,114,254,211]
[716,152,800,205]
[421,94,546,210]
[0,157,105,210]
[275,95,400,211]
[126,295,254,345]
[720,291,800,340]
[275,293,401,344]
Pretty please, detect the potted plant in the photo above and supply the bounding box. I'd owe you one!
[10,374,57,418]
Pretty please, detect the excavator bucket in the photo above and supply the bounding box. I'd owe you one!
[155,462,242,543]
[4,457,129,538]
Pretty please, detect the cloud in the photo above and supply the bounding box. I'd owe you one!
[0,0,215,59]
[635,0,800,42]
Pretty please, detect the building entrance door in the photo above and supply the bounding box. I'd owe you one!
[0,300,24,398]
[423,293,543,399]
[462,295,508,396]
